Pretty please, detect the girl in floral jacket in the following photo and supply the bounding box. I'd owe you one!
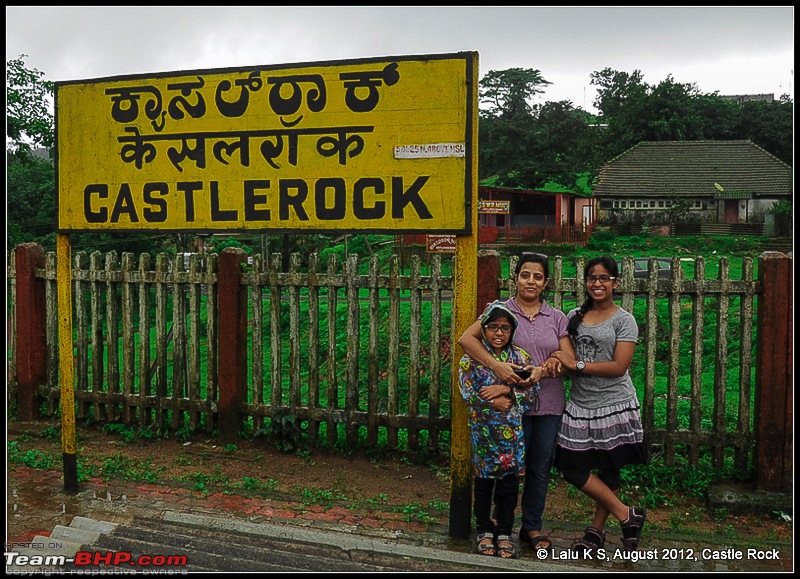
[458,301,542,558]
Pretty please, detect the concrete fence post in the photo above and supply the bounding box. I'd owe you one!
[754,251,793,492]
[217,248,248,444]
[14,242,47,421]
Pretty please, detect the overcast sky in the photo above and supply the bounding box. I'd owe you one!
[6,6,795,114]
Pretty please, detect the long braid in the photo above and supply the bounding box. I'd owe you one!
[567,297,593,336]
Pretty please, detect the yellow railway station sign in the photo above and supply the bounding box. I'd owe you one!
[56,52,476,234]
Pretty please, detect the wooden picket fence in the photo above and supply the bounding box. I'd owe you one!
[7,246,793,488]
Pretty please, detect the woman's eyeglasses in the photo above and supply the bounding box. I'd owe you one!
[586,275,616,284]
[485,323,513,333]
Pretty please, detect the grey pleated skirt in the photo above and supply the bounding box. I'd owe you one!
[554,398,649,473]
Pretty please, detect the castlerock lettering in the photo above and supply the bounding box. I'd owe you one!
[82,176,433,225]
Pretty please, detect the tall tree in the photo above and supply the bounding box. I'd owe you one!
[690,94,740,141]
[479,68,554,188]
[479,68,551,118]
[530,100,597,192]
[589,68,651,161]
[733,98,793,165]
[7,55,57,251]
[6,55,54,156]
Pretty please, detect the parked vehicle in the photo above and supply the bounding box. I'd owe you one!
[616,257,672,279]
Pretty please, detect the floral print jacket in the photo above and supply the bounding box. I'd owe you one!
[458,340,536,479]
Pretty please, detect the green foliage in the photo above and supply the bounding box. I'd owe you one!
[178,464,230,491]
[209,236,253,255]
[101,422,162,444]
[735,99,794,165]
[479,67,551,116]
[174,425,196,443]
[263,409,307,453]
[392,502,440,525]
[479,68,598,190]
[6,153,56,252]
[7,441,56,469]
[771,200,792,216]
[239,476,279,493]
[40,425,59,440]
[98,453,164,483]
[6,54,54,154]
[621,451,738,507]
[585,233,763,260]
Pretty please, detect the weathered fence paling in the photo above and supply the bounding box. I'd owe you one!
[7,245,792,491]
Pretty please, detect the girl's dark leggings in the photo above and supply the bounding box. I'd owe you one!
[473,474,519,535]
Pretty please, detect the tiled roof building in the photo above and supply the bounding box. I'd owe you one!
[593,140,791,226]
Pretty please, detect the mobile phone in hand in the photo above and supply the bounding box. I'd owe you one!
[513,368,532,380]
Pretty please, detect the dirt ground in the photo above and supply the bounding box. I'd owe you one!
[6,420,793,544]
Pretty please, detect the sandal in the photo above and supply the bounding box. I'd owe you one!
[620,507,647,550]
[475,532,496,556]
[572,526,606,554]
[495,534,517,559]
[520,529,552,550]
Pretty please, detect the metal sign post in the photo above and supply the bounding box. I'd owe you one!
[56,233,78,492]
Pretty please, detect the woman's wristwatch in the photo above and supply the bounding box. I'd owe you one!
[576,360,586,373]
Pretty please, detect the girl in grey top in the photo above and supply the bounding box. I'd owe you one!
[550,255,648,554]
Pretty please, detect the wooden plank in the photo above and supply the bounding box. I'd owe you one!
[325,254,339,445]
[44,252,58,416]
[171,253,187,431]
[137,253,152,426]
[289,254,302,410]
[154,253,169,429]
[665,265,682,466]
[712,258,731,468]
[307,254,321,441]
[204,253,218,433]
[427,255,444,451]
[187,254,202,430]
[269,254,283,411]
[689,257,705,464]
[7,250,17,400]
[121,253,135,424]
[735,257,755,472]
[344,254,360,446]
[407,255,421,450]
[105,252,120,421]
[250,254,264,433]
[366,255,380,446]
[90,252,104,421]
[387,254,400,447]
[642,259,659,436]
[74,252,89,419]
